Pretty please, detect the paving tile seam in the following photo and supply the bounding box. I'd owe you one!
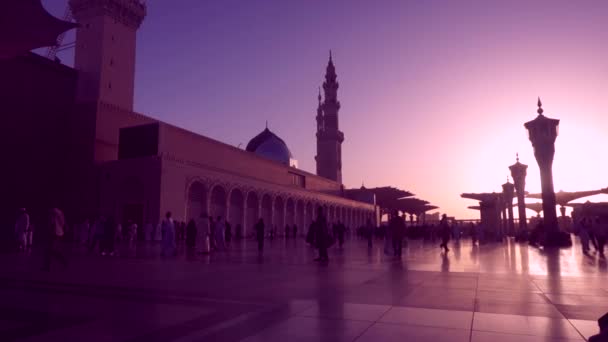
[0,277,268,307]
[471,327,583,340]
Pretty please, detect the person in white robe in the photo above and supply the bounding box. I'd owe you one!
[161,212,176,256]
[196,214,210,254]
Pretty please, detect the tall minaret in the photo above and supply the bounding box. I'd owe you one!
[70,0,146,110]
[315,52,345,183]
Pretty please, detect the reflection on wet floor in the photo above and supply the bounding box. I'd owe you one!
[0,237,605,341]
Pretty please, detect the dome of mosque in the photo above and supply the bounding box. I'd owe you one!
[246,128,293,165]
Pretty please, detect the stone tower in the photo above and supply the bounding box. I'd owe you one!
[315,52,345,183]
[69,0,146,110]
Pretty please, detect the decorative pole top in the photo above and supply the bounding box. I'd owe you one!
[537,97,544,115]
[265,120,268,129]
[516,152,519,162]
[329,49,333,62]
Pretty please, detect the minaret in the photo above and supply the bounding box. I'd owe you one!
[70,0,146,110]
[315,51,345,183]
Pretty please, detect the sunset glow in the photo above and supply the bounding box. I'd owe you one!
[42,0,608,219]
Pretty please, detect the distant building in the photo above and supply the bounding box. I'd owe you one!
[1,0,375,236]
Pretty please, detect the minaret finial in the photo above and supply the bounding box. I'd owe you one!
[516,152,519,162]
[265,120,268,129]
[537,97,543,115]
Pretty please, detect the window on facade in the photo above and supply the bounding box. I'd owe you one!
[289,172,305,188]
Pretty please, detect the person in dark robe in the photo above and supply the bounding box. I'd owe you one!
[225,221,232,245]
[255,218,265,252]
[390,210,406,257]
[185,219,197,249]
[439,214,450,253]
[42,208,68,271]
[366,219,374,249]
[313,207,329,262]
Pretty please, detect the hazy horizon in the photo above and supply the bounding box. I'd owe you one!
[40,0,608,219]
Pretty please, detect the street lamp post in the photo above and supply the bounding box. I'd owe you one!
[509,154,528,233]
[524,98,566,247]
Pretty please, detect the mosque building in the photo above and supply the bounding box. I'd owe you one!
[1,0,377,236]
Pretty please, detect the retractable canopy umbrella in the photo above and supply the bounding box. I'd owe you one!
[0,0,77,59]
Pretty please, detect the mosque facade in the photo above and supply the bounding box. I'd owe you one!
[2,0,377,235]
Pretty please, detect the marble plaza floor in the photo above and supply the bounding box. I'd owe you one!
[0,236,606,341]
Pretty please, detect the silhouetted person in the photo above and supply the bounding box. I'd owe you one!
[594,217,606,258]
[366,219,374,249]
[578,218,591,255]
[161,212,176,256]
[285,224,290,238]
[439,214,450,253]
[313,207,329,262]
[225,220,232,245]
[103,216,117,256]
[15,208,29,250]
[186,219,197,249]
[208,217,216,250]
[293,224,298,238]
[198,214,210,254]
[42,208,67,271]
[255,218,265,252]
[89,215,105,253]
[589,312,608,341]
[215,216,226,250]
[389,210,406,257]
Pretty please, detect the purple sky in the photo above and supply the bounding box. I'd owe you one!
[41,0,608,219]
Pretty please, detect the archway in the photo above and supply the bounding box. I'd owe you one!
[261,194,272,229]
[273,196,285,231]
[228,188,244,237]
[210,185,227,220]
[246,192,259,237]
[187,181,207,220]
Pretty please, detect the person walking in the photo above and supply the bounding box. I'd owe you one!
[42,207,67,271]
[313,207,329,262]
[595,217,606,258]
[578,217,591,255]
[439,214,451,253]
[389,210,406,257]
[255,218,265,252]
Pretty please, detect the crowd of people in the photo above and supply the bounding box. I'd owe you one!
[12,204,608,271]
